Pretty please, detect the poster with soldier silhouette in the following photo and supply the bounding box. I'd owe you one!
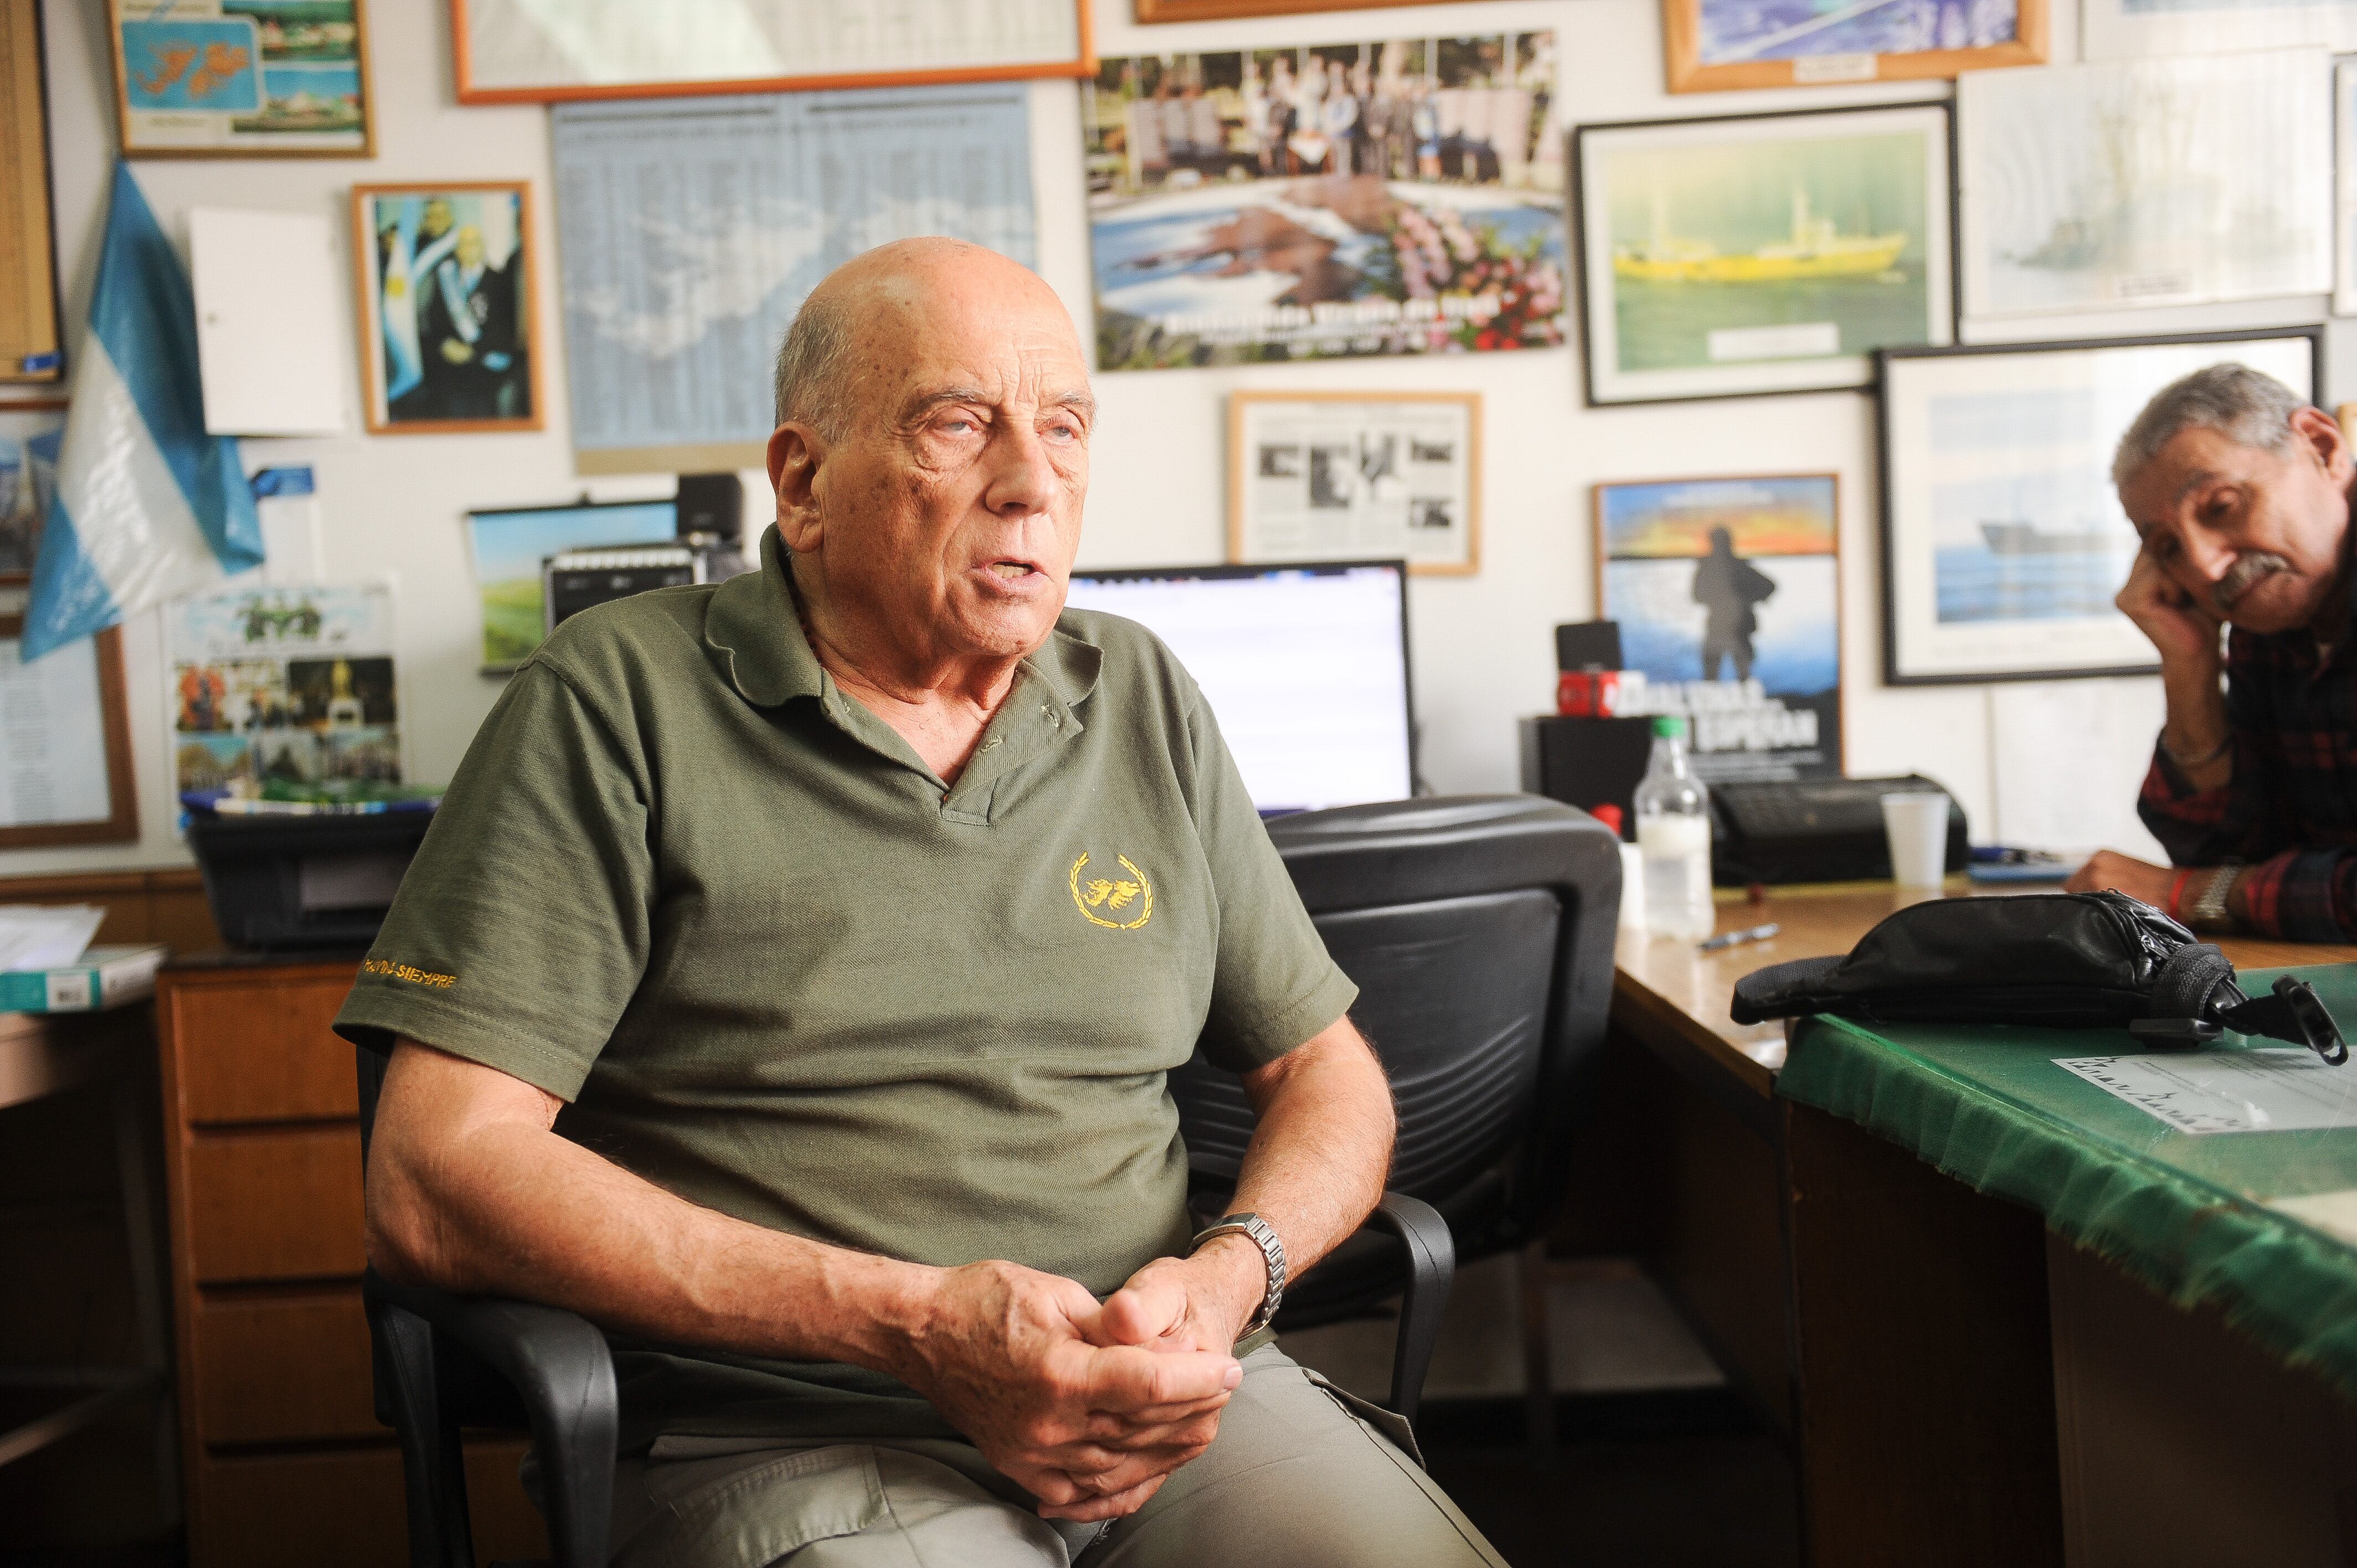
[1595,474,1842,782]
[1085,29,1566,370]
[109,0,374,157]
[165,582,404,796]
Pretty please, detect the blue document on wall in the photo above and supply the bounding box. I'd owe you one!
[550,86,1038,473]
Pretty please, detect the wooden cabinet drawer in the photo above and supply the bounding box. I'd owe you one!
[169,978,359,1126]
[194,1439,544,1568]
[192,1290,376,1443]
[185,1128,364,1283]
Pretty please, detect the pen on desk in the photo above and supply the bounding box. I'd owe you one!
[1697,922,1779,952]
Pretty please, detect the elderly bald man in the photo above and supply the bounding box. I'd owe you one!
[338,239,1505,1567]
[2067,364,2357,941]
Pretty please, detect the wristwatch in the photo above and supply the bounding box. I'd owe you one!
[2188,865,2241,935]
[1191,1213,1286,1338]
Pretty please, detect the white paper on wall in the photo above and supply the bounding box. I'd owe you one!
[1986,679,2166,859]
[191,208,348,437]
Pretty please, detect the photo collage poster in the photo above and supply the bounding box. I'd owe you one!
[1086,30,1566,370]
[166,582,404,796]
[1598,476,1842,782]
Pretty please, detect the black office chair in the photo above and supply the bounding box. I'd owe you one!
[352,792,1601,1566]
[1172,794,1622,1441]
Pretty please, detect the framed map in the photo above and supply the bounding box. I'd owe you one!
[549,85,1036,473]
[451,0,1092,103]
[108,0,374,158]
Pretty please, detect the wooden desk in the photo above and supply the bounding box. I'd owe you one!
[1602,883,2357,1568]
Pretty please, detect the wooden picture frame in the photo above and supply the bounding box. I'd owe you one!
[1137,0,1480,20]
[450,0,1094,104]
[1877,327,2322,685]
[0,618,139,849]
[1,0,61,389]
[350,182,543,437]
[106,0,375,159]
[1663,0,2044,91]
[1592,473,1846,777]
[1228,391,1480,577]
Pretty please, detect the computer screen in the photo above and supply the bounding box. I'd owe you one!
[1062,561,1415,813]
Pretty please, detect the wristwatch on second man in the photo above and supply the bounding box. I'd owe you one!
[2187,865,2241,935]
[1191,1212,1286,1338]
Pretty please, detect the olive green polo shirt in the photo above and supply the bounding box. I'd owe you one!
[334,528,1356,1451]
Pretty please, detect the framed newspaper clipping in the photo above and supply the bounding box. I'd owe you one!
[1229,391,1479,576]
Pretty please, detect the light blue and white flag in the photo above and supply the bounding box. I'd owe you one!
[22,162,264,661]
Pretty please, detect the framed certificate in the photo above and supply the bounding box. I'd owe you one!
[1229,391,1479,576]
[0,618,138,849]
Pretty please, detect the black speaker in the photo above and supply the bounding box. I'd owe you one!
[1518,714,1652,840]
[676,472,745,543]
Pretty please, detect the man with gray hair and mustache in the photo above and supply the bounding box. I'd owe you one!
[2067,363,2357,939]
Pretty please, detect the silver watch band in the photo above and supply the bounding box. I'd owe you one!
[2188,865,2240,934]
[1191,1213,1286,1337]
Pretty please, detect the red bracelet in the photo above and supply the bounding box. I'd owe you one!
[2168,868,2193,921]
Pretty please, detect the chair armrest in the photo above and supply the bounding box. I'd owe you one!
[1362,1192,1454,1428]
[366,1268,616,1568]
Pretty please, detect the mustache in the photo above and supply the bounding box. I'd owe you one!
[2215,551,2293,612]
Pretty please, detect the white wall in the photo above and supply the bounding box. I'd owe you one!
[12,0,2339,880]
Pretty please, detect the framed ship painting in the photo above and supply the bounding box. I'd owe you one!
[1877,328,2319,684]
[1574,103,1953,405]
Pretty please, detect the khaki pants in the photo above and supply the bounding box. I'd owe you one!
[608,1345,1507,1567]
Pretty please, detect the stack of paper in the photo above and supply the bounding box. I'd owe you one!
[0,904,104,971]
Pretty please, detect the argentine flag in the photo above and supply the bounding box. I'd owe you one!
[23,163,263,661]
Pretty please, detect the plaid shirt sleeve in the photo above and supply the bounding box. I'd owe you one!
[2135,628,2357,940]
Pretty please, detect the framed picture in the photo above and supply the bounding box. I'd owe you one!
[1088,30,1566,371]
[1138,0,1482,19]
[3,0,61,388]
[1663,0,2044,92]
[351,183,541,435]
[0,618,138,849]
[1574,104,1953,406]
[1594,475,1843,781]
[1229,392,1479,575]
[2083,0,2357,59]
[464,497,678,673]
[1877,328,2320,686]
[450,0,1092,104]
[0,400,63,581]
[1957,50,2330,322]
[107,0,373,158]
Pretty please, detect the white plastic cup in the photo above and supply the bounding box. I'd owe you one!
[1880,792,1951,887]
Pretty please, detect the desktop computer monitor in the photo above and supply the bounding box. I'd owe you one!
[1062,560,1415,813]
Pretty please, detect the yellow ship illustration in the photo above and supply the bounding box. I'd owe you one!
[1615,188,1907,284]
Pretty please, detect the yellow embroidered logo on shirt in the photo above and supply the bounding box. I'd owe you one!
[1070,853,1154,931]
[363,958,456,989]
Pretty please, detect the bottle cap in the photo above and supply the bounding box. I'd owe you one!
[1652,714,1687,739]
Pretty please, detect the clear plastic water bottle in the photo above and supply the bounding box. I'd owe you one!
[1635,715,1714,941]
